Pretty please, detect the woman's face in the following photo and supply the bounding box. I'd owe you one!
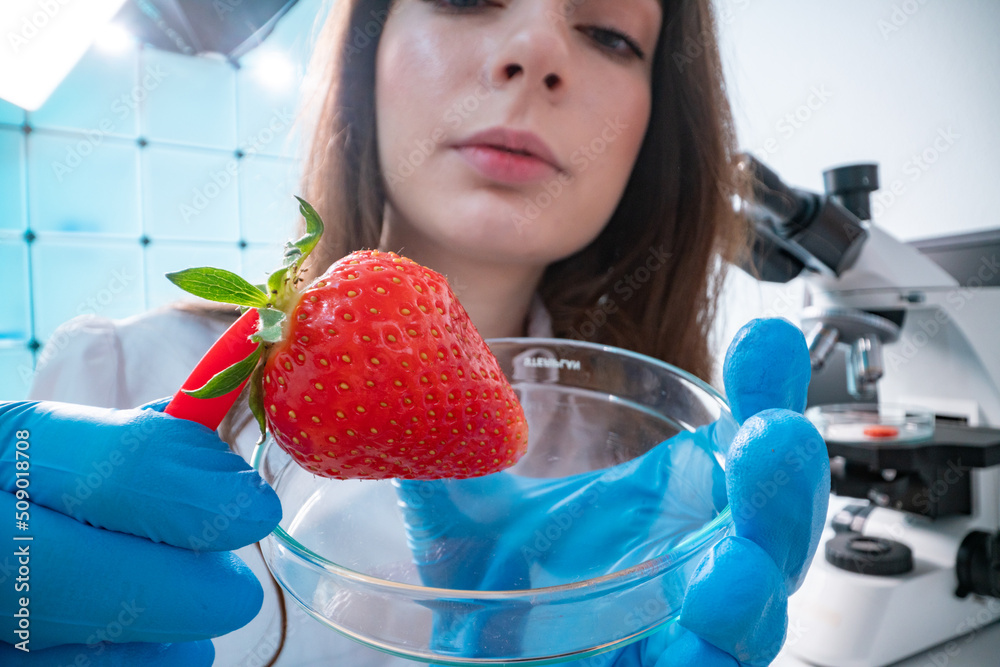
[375,0,662,268]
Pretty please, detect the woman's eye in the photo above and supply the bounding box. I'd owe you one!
[586,27,645,61]
[423,1,644,62]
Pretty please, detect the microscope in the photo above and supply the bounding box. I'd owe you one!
[739,154,1000,666]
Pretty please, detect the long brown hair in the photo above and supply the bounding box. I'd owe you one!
[298,0,749,383]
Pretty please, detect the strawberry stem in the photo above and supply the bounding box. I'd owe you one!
[162,196,327,432]
[165,309,262,430]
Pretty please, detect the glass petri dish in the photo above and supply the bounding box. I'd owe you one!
[805,403,935,444]
[252,338,738,664]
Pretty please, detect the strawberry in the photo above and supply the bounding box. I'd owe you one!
[166,198,528,480]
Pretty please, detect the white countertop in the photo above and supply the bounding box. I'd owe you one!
[773,618,1000,667]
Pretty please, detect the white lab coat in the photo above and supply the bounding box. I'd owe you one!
[28,300,555,666]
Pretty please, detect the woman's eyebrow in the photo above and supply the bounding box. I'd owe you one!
[586,0,662,11]
[626,0,664,28]
[626,0,664,20]
[573,0,664,28]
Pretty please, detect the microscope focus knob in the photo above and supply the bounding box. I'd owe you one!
[956,531,1000,598]
[825,533,914,576]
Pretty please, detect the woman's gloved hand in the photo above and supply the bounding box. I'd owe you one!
[396,318,830,666]
[645,318,830,666]
[0,398,282,666]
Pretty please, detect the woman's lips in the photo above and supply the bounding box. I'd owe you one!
[455,145,559,185]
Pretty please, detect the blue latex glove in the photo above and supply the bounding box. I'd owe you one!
[0,398,282,666]
[395,318,829,666]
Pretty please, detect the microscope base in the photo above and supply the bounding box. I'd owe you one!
[785,496,1000,667]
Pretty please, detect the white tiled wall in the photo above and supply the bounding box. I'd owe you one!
[143,50,239,150]
[0,0,327,400]
[0,128,25,233]
[0,100,24,127]
[27,132,142,236]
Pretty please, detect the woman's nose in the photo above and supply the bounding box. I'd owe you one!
[486,4,572,97]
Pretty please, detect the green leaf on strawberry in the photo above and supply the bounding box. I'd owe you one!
[166,267,269,308]
[184,345,263,399]
[168,197,529,480]
[289,196,323,260]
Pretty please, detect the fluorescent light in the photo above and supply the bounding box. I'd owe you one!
[0,0,130,111]
[95,21,134,55]
[251,50,296,92]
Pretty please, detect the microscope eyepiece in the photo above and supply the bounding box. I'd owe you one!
[737,153,873,280]
[824,163,881,222]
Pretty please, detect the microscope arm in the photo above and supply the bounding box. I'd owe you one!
[807,225,958,295]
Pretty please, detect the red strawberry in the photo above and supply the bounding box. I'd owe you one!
[167,199,528,480]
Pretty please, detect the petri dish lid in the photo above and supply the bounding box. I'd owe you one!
[806,403,935,444]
